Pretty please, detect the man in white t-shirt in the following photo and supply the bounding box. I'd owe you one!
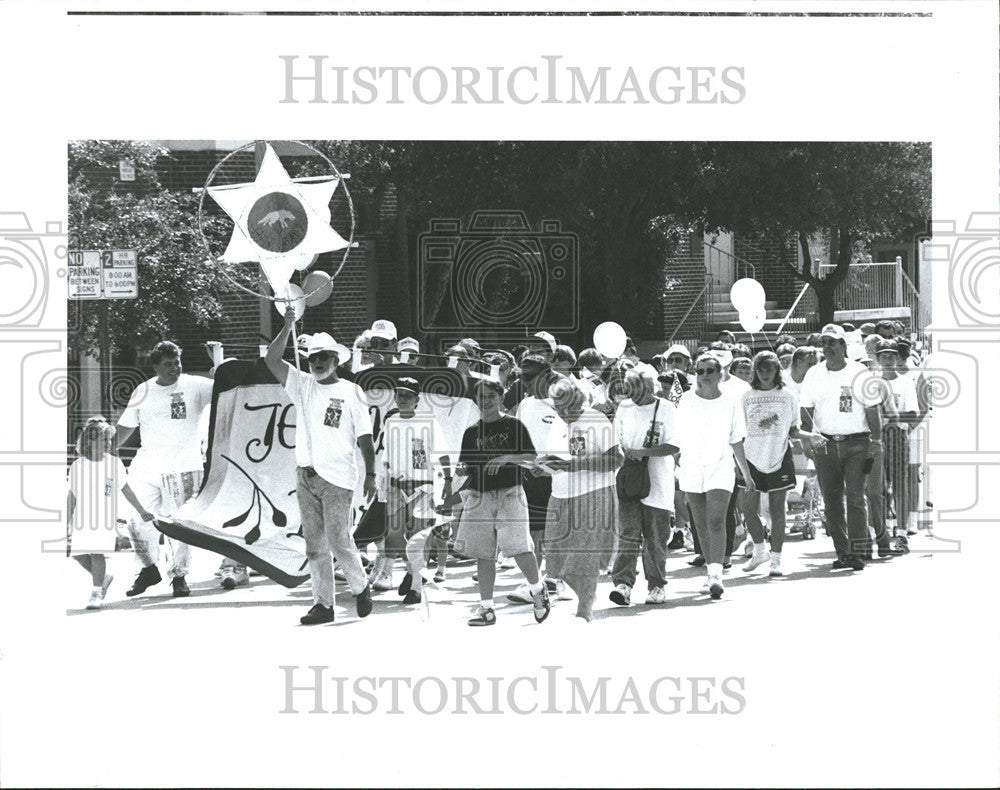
[609,368,679,606]
[266,307,377,625]
[116,341,213,598]
[799,324,885,570]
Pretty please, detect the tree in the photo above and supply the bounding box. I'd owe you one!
[372,141,705,345]
[697,142,931,324]
[67,141,253,359]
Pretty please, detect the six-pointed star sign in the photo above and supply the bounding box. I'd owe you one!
[207,143,350,265]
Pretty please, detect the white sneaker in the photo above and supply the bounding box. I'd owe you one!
[507,583,533,604]
[498,552,517,570]
[609,583,631,606]
[220,567,237,589]
[769,557,783,577]
[86,589,103,610]
[100,574,114,600]
[683,530,695,551]
[701,579,711,594]
[371,557,394,592]
[742,538,755,558]
[743,550,771,572]
[645,586,667,604]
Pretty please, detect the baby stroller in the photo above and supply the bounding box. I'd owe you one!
[786,446,822,540]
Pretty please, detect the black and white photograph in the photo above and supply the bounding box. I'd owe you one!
[1,2,999,788]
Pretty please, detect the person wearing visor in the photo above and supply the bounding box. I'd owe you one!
[266,306,377,625]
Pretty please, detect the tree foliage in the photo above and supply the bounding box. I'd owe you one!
[68,141,253,358]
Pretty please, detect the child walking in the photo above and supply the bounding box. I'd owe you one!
[67,417,155,609]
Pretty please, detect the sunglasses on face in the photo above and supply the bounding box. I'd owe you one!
[308,352,336,365]
[368,337,395,350]
[666,356,687,365]
[695,367,719,375]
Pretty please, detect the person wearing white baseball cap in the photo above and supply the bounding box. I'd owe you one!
[663,344,693,374]
[370,319,397,341]
[799,322,885,570]
[266,306,376,624]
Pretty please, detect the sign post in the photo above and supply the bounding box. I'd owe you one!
[68,249,139,416]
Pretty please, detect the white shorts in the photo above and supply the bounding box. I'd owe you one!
[677,458,735,495]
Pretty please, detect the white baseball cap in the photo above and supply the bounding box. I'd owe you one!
[306,332,350,364]
[398,337,420,353]
[664,344,692,360]
[370,319,397,340]
[531,331,557,353]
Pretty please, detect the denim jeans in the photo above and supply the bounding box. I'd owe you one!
[296,467,368,607]
[813,437,873,561]
[864,441,890,549]
[611,499,671,589]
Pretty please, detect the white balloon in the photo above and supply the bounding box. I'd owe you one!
[292,253,319,272]
[738,308,766,334]
[274,283,306,321]
[302,270,333,307]
[593,321,628,358]
[730,278,766,312]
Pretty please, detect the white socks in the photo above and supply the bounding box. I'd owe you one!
[528,580,543,595]
[481,598,494,610]
[707,562,723,579]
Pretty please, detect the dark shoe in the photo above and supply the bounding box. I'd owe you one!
[355,584,373,618]
[667,531,685,551]
[832,559,850,570]
[723,561,733,570]
[468,606,496,626]
[531,585,551,624]
[397,572,413,597]
[878,544,904,558]
[300,604,335,625]
[402,590,422,604]
[171,576,190,598]
[846,557,866,571]
[125,565,162,597]
[688,555,706,567]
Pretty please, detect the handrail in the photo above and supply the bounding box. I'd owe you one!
[704,242,757,280]
[774,282,812,336]
[668,274,711,344]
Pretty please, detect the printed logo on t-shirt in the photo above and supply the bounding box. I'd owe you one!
[757,412,780,430]
[569,431,587,456]
[411,438,427,469]
[838,386,853,413]
[542,415,555,425]
[170,392,187,419]
[324,398,344,428]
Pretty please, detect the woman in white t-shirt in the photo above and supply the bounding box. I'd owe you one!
[674,355,754,599]
[738,352,818,577]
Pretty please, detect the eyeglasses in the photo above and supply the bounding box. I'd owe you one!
[666,356,687,365]
[695,367,719,375]
[308,352,336,365]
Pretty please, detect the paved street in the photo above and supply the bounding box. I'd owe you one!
[2,523,995,788]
